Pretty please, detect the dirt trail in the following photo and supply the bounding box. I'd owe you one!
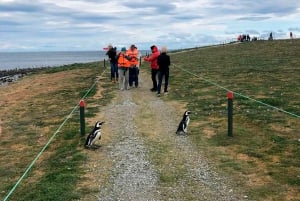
[97,90,159,201]
[80,70,247,201]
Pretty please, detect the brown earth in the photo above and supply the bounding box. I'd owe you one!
[77,69,248,201]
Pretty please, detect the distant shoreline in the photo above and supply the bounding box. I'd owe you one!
[0,67,49,86]
[0,51,105,71]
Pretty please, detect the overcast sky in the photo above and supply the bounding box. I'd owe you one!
[1,0,300,51]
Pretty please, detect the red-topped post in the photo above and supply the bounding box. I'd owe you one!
[79,99,85,136]
[227,91,233,137]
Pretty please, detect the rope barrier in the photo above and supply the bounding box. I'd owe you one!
[173,64,300,118]
[3,59,298,200]
[3,65,106,201]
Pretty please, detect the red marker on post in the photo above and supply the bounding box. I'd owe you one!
[227,91,234,100]
[227,91,233,137]
[79,100,85,136]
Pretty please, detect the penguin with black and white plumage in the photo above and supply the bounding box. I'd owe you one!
[85,121,104,148]
[176,110,191,135]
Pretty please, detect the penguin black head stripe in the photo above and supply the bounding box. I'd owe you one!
[176,110,191,135]
[85,121,104,148]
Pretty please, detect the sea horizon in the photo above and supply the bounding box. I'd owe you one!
[0,51,105,71]
[0,50,150,71]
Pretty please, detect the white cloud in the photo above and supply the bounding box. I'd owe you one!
[0,0,299,51]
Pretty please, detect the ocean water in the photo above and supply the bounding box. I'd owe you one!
[0,50,149,70]
[0,51,106,70]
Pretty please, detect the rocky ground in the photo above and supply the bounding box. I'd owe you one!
[0,68,46,86]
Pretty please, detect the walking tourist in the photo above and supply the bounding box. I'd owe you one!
[127,44,140,88]
[144,45,160,91]
[106,44,118,82]
[117,47,131,90]
[157,46,170,97]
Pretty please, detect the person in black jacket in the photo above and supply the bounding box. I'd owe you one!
[157,46,170,96]
[106,44,118,82]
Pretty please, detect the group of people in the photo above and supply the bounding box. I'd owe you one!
[237,34,251,42]
[106,44,140,90]
[106,44,170,96]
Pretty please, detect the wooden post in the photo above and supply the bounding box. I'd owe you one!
[227,91,233,137]
[79,100,85,136]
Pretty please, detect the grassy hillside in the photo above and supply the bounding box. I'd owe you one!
[0,39,299,201]
[165,39,300,200]
[0,62,111,201]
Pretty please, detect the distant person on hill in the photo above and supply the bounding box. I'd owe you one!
[242,34,246,42]
[144,45,160,92]
[126,44,140,88]
[290,32,293,39]
[117,47,131,90]
[106,44,118,82]
[268,32,273,40]
[157,46,171,97]
[246,34,250,41]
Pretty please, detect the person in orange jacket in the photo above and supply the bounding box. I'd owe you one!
[117,47,131,90]
[126,44,140,87]
[144,45,160,91]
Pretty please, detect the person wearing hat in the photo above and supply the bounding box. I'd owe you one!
[126,44,140,88]
[117,47,131,90]
[106,44,118,82]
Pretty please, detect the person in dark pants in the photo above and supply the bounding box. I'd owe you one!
[157,46,171,97]
[144,45,160,91]
[127,44,140,88]
[106,44,118,82]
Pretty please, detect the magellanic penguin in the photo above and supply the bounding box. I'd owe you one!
[176,111,191,135]
[85,121,104,148]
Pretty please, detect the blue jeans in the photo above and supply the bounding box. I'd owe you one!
[129,67,139,87]
[157,70,169,94]
[110,62,118,80]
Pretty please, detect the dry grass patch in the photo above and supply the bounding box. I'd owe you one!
[0,62,105,201]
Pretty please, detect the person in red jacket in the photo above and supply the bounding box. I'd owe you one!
[144,45,160,91]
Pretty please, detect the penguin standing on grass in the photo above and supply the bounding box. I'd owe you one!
[85,121,104,148]
[176,110,191,135]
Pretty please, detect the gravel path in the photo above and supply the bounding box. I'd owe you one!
[91,70,248,201]
[98,92,159,201]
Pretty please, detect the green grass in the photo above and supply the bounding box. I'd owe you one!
[160,39,300,200]
[0,61,109,201]
[1,39,299,200]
